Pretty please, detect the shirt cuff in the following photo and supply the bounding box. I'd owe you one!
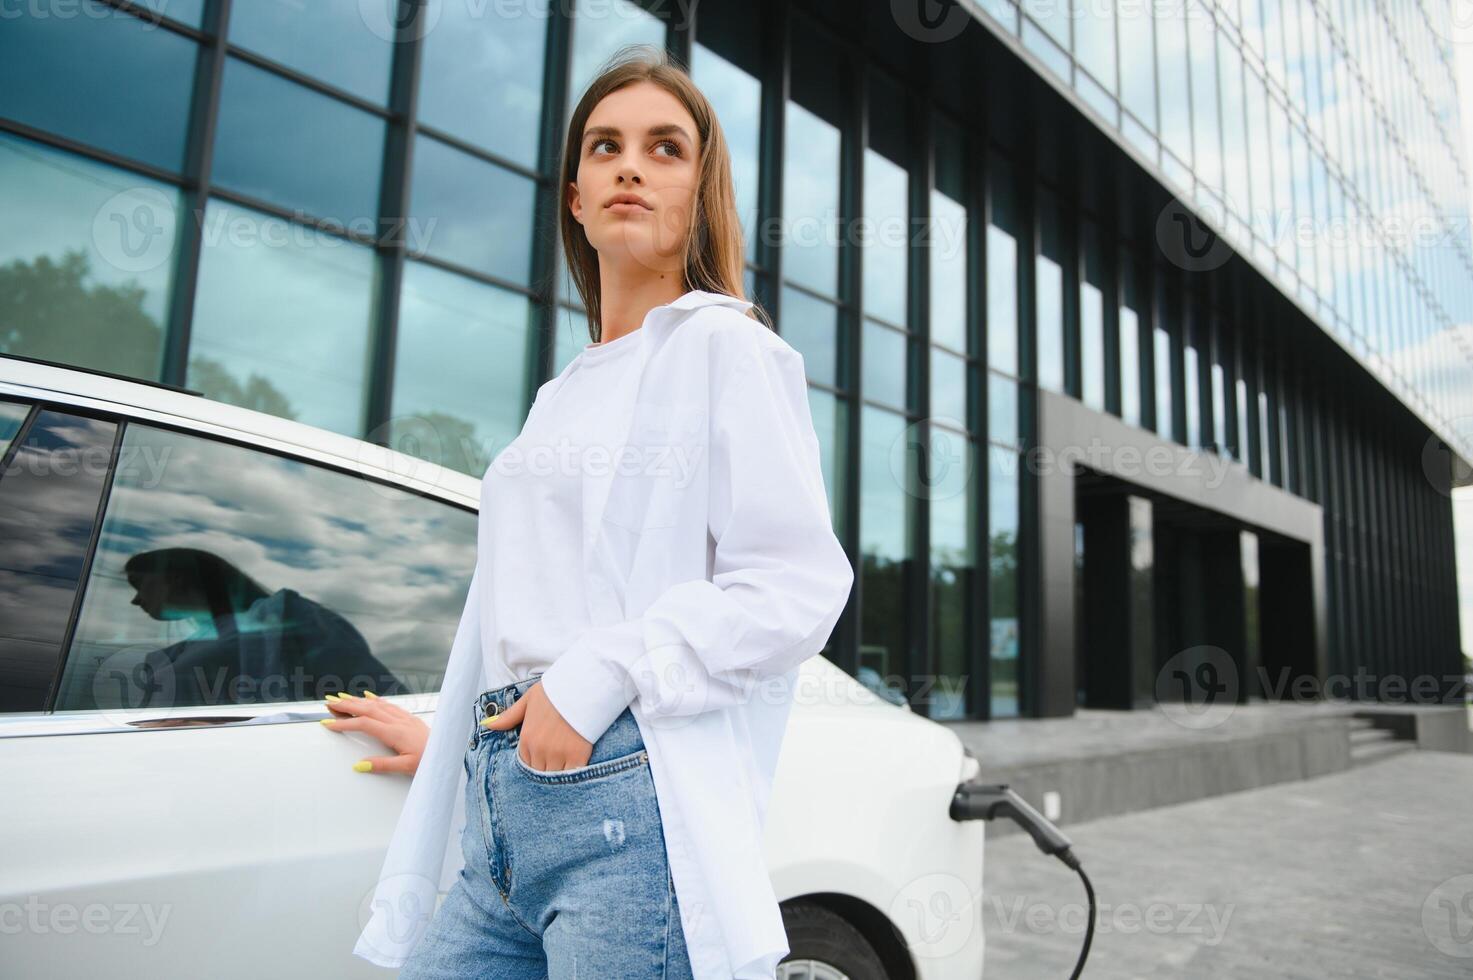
[536,628,637,745]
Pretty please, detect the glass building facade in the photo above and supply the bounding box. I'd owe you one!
[2,0,1467,719]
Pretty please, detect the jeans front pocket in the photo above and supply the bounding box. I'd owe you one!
[513,745,649,785]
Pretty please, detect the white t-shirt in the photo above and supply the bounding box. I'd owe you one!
[481,326,644,686]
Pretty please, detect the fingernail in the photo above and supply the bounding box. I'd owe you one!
[325,693,342,701]
[320,718,335,726]
[338,692,359,699]
[363,691,379,699]
[353,761,373,773]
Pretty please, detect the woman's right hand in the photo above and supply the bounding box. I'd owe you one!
[320,692,430,775]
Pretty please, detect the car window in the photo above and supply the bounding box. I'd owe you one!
[0,408,119,712]
[52,422,477,712]
[0,399,29,456]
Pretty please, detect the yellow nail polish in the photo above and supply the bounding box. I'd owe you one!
[325,693,342,701]
[353,761,373,773]
[338,692,358,699]
[320,718,335,726]
[363,691,379,699]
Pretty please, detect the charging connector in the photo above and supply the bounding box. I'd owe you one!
[951,782,1095,979]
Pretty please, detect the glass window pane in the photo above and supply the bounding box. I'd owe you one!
[1120,253,1143,427]
[863,319,908,411]
[187,200,376,438]
[0,411,117,712]
[784,101,842,297]
[1188,1,1222,193]
[0,133,180,381]
[391,262,534,479]
[930,188,969,352]
[1075,0,1117,92]
[987,155,1020,375]
[419,0,548,168]
[1036,188,1065,392]
[1218,34,1251,218]
[860,406,913,700]
[1156,0,1192,165]
[1184,323,1201,447]
[1080,220,1107,412]
[930,347,967,426]
[0,401,28,457]
[1154,321,1173,440]
[227,1,393,104]
[863,148,909,326]
[409,135,536,284]
[930,430,976,719]
[568,0,665,111]
[988,371,1019,447]
[693,44,762,261]
[0,5,196,173]
[780,287,841,389]
[213,57,386,228]
[988,445,1020,718]
[56,425,479,710]
[1119,0,1157,129]
[808,386,848,535]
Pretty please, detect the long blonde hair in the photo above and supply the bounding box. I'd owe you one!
[557,44,770,340]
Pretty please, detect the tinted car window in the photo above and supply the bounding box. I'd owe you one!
[0,399,29,455]
[0,409,118,712]
[54,423,477,712]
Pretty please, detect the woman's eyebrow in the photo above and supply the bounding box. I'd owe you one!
[584,124,694,144]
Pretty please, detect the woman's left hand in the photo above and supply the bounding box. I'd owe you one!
[483,681,593,772]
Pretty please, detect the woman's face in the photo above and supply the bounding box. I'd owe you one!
[567,80,700,277]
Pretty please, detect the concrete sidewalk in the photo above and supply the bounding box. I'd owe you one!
[979,751,1473,978]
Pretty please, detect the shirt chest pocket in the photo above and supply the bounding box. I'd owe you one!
[602,405,706,533]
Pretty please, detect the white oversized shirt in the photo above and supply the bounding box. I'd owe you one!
[353,290,855,979]
[480,324,644,684]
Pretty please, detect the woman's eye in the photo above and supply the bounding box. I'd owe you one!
[592,138,616,154]
[654,140,681,158]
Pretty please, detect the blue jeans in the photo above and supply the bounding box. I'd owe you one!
[400,674,695,979]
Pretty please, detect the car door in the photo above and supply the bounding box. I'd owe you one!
[0,401,477,978]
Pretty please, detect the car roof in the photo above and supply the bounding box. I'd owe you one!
[0,354,482,510]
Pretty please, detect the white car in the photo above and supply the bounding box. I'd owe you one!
[0,354,987,979]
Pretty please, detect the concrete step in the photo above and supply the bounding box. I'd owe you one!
[1349,726,1396,746]
[1350,738,1417,766]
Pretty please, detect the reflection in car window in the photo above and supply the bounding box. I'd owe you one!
[55,424,477,711]
[0,399,30,457]
[0,410,118,712]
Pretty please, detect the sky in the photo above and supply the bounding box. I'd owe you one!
[1456,37,1473,660]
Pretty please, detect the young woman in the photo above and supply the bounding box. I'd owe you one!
[332,46,853,979]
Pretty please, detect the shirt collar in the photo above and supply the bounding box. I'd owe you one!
[665,289,755,314]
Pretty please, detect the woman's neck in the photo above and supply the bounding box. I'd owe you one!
[597,272,687,345]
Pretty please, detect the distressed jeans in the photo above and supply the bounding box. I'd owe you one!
[399,673,695,979]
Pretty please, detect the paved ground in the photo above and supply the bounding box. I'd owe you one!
[980,751,1473,978]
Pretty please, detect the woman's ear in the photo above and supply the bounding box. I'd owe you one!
[567,181,583,226]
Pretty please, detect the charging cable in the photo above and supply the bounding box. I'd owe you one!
[950,783,1095,979]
